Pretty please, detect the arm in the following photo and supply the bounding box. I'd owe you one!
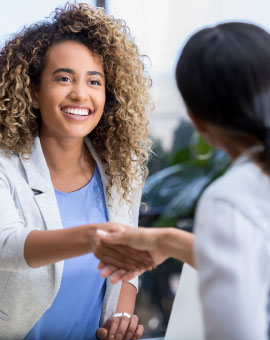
[97,282,144,340]
[0,176,99,270]
[24,226,98,268]
[115,281,136,315]
[0,175,151,271]
[156,227,194,267]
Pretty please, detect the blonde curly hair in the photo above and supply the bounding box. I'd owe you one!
[0,2,152,201]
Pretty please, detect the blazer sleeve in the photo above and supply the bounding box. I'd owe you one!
[194,196,270,340]
[0,177,34,272]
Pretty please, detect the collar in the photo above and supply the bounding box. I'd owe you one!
[231,145,264,168]
[19,136,53,193]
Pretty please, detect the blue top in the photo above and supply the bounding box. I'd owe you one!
[24,164,108,340]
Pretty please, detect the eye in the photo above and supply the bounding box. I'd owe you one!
[56,76,72,83]
[88,79,102,86]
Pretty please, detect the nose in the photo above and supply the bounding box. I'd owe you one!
[68,81,88,103]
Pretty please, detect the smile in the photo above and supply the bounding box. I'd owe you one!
[62,107,91,116]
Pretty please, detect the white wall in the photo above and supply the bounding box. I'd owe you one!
[108,0,270,148]
[1,0,270,149]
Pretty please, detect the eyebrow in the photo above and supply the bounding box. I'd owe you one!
[53,68,104,78]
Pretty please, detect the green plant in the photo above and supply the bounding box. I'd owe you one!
[142,131,231,228]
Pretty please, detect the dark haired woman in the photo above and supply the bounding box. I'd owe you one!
[0,3,152,340]
[99,22,270,340]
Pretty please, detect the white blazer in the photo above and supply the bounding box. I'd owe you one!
[0,137,139,340]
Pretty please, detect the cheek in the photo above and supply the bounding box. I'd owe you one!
[96,92,106,112]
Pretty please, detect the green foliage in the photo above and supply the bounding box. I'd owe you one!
[143,123,231,227]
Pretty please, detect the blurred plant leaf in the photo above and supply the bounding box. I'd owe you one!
[142,131,231,228]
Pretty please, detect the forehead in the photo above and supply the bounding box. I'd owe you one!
[44,41,104,73]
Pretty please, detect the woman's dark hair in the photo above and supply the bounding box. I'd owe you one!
[176,22,270,173]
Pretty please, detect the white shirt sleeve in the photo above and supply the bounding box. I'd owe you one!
[194,196,270,340]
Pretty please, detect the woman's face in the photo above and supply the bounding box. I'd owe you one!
[35,40,106,140]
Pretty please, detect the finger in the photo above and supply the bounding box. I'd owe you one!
[98,244,154,269]
[108,270,145,284]
[100,265,118,278]
[101,231,129,244]
[110,269,130,284]
[98,255,139,272]
[115,316,130,340]
[95,245,141,269]
[98,261,107,270]
[133,324,144,339]
[120,270,143,282]
[125,315,138,340]
[96,327,108,340]
[97,238,154,265]
[108,317,121,340]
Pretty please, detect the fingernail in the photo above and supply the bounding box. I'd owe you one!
[116,334,122,340]
[97,229,109,237]
[100,331,106,339]
[109,336,115,340]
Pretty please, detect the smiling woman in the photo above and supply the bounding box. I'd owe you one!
[0,3,152,340]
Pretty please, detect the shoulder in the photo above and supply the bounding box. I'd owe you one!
[197,157,270,229]
[0,150,21,184]
[194,158,270,268]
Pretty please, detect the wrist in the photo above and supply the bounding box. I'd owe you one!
[84,225,99,252]
[154,228,170,259]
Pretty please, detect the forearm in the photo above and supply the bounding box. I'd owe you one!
[24,225,97,268]
[115,282,136,314]
[158,228,195,267]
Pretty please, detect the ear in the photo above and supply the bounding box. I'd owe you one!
[187,108,208,134]
[30,86,39,102]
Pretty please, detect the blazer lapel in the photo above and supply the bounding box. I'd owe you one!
[19,137,63,231]
[84,138,132,226]
[19,136,63,296]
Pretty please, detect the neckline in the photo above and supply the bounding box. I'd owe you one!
[54,163,97,195]
[231,145,264,168]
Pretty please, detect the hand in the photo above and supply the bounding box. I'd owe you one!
[94,223,154,271]
[98,263,144,284]
[96,314,144,340]
[95,241,153,272]
[100,227,168,270]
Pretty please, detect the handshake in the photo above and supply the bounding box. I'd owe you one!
[93,222,194,283]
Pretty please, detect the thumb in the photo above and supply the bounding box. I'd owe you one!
[98,231,127,244]
[96,327,108,339]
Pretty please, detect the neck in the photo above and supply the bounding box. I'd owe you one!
[40,135,92,174]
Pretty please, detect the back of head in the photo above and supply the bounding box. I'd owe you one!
[176,22,270,173]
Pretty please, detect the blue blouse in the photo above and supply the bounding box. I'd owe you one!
[24,164,108,340]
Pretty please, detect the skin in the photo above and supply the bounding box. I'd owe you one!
[24,41,148,339]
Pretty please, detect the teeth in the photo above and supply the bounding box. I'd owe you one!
[63,108,89,116]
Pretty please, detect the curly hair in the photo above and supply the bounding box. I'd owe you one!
[0,2,152,201]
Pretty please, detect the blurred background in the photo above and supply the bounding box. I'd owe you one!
[1,0,270,337]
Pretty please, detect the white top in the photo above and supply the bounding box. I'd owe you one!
[165,264,204,340]
[194,153,270,339]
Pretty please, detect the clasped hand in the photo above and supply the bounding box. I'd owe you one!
[94,223,168,284]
